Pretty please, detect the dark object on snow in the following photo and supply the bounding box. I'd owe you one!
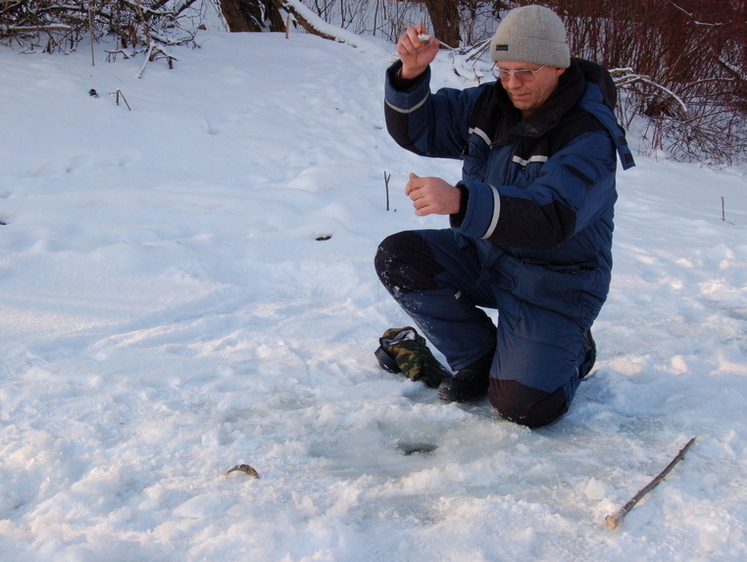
[397,441,438,455]
[224,464,259,479]
[579,329,596,379]
[88,89,99,97]
[374,344,400,374]
[375,326,452,388]
[437,353,492,403]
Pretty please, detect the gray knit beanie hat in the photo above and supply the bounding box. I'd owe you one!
[490,4,570,68]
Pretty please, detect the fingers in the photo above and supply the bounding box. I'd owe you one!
[405,172,420,196]
[405,174,432,216]
[411,193,438,217]
[397,26,438,74]
[404,175,460,216]
[399,27,426,53]
[408,27,430,49]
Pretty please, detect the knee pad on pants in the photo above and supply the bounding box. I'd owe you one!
[375,231,443,294]
[488,378,568,429]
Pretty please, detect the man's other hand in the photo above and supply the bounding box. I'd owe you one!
[405,173,461,216]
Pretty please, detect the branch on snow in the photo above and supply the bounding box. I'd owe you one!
[122,0,175,19]
[278,0,376,49]
[718,59,747,82]
[277,0,335,41]
[1,24,75,33]
[610,68,688,116]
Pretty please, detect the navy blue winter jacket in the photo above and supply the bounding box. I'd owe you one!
[384,58,635,305]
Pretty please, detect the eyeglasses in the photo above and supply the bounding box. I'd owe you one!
[494,65,546,83]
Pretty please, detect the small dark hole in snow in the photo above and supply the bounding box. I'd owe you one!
[397,442,438,455]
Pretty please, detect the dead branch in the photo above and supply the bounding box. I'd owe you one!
[123,0,175,19]
[1,24,75,33]
[113,89,132,111]
[463,38,491,61]
[606,436,697,530]
[278,0,335,41]
[384,171,391,211]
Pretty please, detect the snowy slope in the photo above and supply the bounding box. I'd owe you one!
[0,30,746,561]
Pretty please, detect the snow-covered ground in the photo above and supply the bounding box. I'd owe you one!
[0,28,746,561]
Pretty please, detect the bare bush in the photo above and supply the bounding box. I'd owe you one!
[533,0,747,163]
[0,0,200,58]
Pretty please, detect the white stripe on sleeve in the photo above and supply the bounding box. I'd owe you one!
[482,185,501,239]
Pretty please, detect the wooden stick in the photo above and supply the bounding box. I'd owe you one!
[605,436,697,530]
[384,171,391,211]
[88,0,95,66]
[114,89,132,111]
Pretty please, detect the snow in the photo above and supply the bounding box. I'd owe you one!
[1,28,746,561]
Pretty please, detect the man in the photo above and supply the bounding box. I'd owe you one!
[375,5,635,428]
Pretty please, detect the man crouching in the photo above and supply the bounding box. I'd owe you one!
[375,5,635,428]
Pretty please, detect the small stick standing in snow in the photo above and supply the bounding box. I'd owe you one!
[605,436,697,530]
[720,197,735,224]
[721,196,734,224]
[384,171,392,211]
[88,0,96,66]
[113,89,132,111]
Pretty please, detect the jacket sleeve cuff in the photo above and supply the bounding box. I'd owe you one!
[387,60,428,92]
[450,181,501,239]
[449,183,470,228]
[385,62,431,111]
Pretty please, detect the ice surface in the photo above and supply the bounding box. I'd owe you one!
[0,27,746,562]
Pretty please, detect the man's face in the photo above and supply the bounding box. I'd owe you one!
[496,61,565,116]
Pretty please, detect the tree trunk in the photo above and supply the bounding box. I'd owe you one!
[423,0,460,48]
[220,0,285,32]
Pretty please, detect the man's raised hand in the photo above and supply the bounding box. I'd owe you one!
[396,25,438,80]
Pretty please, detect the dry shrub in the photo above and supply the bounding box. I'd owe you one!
[0,0,200,55]
[529,0,747,163]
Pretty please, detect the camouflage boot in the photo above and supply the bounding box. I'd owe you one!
[375,327,452,388]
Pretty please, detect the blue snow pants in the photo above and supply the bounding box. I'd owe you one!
[375,229,600,428]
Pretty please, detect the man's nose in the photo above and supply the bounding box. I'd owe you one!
[504,74,523,88]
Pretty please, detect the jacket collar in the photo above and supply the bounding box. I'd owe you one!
[494,60,586,138]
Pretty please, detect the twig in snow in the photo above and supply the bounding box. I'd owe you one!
[137,42,154,78]
[113,89,132,111]
[87,0,95,66]
[721,197,734,224]
[384,171,391,211]
[610,69,689,118]
[463,39,492,61]
[605,436,697,530]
